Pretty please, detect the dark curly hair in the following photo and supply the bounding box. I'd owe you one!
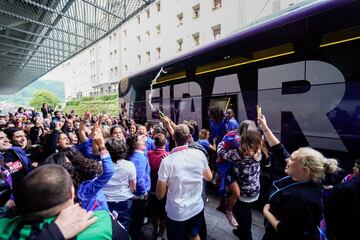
[43,148,102,191]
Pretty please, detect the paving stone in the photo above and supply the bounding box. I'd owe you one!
[205,194,265,240]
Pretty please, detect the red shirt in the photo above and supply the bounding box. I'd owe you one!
[147,148,169,192]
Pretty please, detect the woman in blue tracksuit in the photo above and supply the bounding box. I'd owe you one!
[44,131,114,211]
[126,134,151,240]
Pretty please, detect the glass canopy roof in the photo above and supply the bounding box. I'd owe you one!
[0,0,154,94]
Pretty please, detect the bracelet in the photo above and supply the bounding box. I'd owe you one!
[98,146,106,151]
[262,129,268,133]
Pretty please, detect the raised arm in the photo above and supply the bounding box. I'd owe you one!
[90,131,115,190]
[160,116,175,138]
[257,114,280,147]
[44,121,63,157]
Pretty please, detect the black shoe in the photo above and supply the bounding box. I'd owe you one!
[232,229,239,237]
[216,205,226,214]
[216,198,227,213]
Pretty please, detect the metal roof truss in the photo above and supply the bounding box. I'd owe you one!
[0,0,154,94]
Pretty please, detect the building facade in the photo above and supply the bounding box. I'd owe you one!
[55,0,304,100]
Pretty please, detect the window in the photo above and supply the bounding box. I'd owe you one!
[123,47,127,52]
[110,68,113,75]
[146,9,150,18]
[156,25,161,35]
[114,67,118,75]
[145,30,150,39]
[213,0,221,10]
[137,15,140,24]
[137,54,141,64]
[177,13,183,26]
[124,65,128,71]
[156,47,161,59]
[192,33,199,46]
[156,1,161,12]
[146,51,150,62]
[114,50,117,55]
[137,35,141,43]
[123,29,127,38]
[272,0,281,11]
[177,39,183,52]
[109,52,113,60]
[212,24,221,40]
[193,4,200,19]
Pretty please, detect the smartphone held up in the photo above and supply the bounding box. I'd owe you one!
[257,105,262,118]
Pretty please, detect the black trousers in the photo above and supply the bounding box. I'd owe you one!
[129,199,147,240]
[233,199,253,240]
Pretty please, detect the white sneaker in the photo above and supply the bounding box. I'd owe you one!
[225,210,238,227]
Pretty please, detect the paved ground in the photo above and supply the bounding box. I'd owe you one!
[205,194,265,240]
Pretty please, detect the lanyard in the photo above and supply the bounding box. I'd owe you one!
[269,176,310,201]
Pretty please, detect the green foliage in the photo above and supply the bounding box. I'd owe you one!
[81,96,95,101]
[98,94,117,101]
[66,100,79,106]
[64,95,119,116]
[0,79,65,106]
[29,90,61,111]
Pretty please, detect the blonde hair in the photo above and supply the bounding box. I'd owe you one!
[297,147,338,181]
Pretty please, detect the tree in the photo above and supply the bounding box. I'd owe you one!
[29,90,61,111]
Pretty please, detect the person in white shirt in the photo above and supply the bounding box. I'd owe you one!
[103,139,136,230]
[156,124,212,240]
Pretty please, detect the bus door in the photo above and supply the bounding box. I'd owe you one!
[208,94,238,122]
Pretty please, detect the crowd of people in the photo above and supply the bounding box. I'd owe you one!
[0,104,359,240]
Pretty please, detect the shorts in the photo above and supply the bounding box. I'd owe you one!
[166,210,204,240]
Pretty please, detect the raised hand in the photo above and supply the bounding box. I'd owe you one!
[257,114,268,131]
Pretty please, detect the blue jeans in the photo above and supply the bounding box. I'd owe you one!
[107,199,133,230]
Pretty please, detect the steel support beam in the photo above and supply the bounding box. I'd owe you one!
[0,61,49,70]
[0,41,70,58]
[23,0,108,33]
[0,61,51,70]
[81,0,123,20]
[0,8,93,41]
[0,54,57,64]
[0,24,81,48]
[0,34,72,53]
[0,49,62,61]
